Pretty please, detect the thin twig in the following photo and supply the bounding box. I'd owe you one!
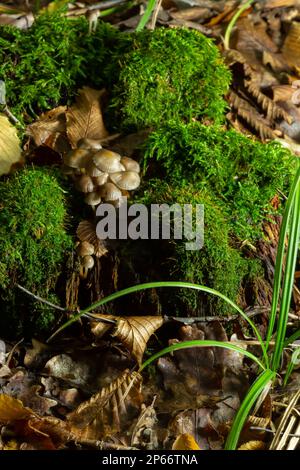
[16,283,66,311]
[250,426,300,438]
[16,284,117,325]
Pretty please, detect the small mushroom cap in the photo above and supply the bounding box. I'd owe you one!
[84,191,102,206]
[76,174,94,193]
[77,241,95,256]
[78,138,103,150]
[92,173,109,186]
[81,255,95,269]
[93,149,124,173]
[99,182,122,201]
[109,171,140,190]
[63,149,90,168]
[120,156,140,173]
[76,220,108,258]
[85,160,105,177]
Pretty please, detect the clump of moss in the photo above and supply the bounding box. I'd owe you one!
[143,121,296,240]
[106,27,231,130]
[0,13,118,122]
[0,14,230,130]
[132,180,262,315]
[0,167,73,336]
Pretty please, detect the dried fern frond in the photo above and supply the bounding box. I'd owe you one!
[228,91,278,140]
[244,78,292,123]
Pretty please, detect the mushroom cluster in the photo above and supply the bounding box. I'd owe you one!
[62,138,141,278]
[63,138,141,209]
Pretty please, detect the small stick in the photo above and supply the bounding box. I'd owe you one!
[149,0,162,30]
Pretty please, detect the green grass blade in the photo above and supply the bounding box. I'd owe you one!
[139,339,266,372]
[47,281,268,364]
[271,181,300,371]
[283,347,300,386]
[225,369,275,450]
[266,165,300,350]
[224,0,254,50]
[136,0,157,31]
[284,329,300,348]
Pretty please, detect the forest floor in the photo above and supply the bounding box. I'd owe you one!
[0,0,299,452]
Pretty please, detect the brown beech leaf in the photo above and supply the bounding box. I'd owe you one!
[282,22,300,69]
[0,394,36,423]
[172,433,201,450]
[66,87,108,148]
[67,370,142,440]
[0,114,22,175]
[112,316,164,364]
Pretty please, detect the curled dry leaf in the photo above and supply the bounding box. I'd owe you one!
[112,316,164,365]
[0,114,22,175]
[172,433,201,451]
[66,87,108,149]
[131,398,158,450]
[238,440,265,450]
[67,370,142,440]
[26,105,67,151]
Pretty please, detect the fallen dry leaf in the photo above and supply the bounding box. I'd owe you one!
[0,394,36,423]
[112,316,164,364]
[172,433,201,450]
[0,114,22,175]
[26,105,68,152]
[238,440,265,450]
[66,87,108,148]
[68,370,142,440]
[131,398,158,450]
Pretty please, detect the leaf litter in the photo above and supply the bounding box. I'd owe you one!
[1,0,300,451]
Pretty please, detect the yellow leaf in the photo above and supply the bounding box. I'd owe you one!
[172,433,201,450]
[238,440,265,450]
[0,114,22,175]
[0,394,36,423]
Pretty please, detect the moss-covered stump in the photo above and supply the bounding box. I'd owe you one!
[0,167,73,337]
[143,122,296,240]
[127,181,262,316]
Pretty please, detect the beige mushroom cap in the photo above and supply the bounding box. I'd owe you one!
[120,156,140,173]
[76,174,94,193]
[99,182,122,201]
[78,138,103,150]
[93,149,124,173]
[84,191,102,206]
[85,160,105,177]
[77,241,95,257]
[63,149,90,168]
[81,255,95,269]
[92,173,109,186]
[109,171,140,190]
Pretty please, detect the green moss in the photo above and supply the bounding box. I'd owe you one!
[133,180,262,315]
[0,13,230,129]
[143,121,296,240]
[106,27,231,130]
[0,13,118,123]
[0,167,73,336]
